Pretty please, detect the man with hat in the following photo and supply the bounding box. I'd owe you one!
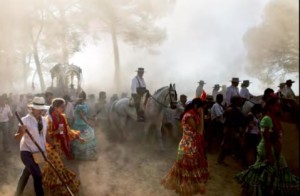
[212,84,221,102]
[225,77,240,107]
[282,79,296,99]
[276,83,286,98]
[14,96,49,196]
[131,67,149,121]
[240,80,253,100]
[196,80,206,100]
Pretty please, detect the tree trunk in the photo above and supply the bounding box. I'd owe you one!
[32,43,46,92]
[111,25,121,92]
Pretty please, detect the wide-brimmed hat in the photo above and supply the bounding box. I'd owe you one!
[213,84,220,89]
[278,83,286,88]
[230,77,239,83]
[136,67,145,72]
[27,97,49,110]
[198,80,206,84]
[286,79,295,84]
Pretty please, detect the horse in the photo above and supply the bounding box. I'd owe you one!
[107,84,178,151]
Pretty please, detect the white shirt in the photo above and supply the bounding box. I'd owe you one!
[225,85,240,106]
[131,76,146,94]
[210,102,224,121]
[195,85,204,97]
[0,104,13,122]
[19,114,48,153]
[282,86,296,99]
[240,87,252,100]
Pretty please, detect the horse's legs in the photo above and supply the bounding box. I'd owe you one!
[155,122,165,152]
[119,116,128,142]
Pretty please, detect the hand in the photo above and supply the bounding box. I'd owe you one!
[78,137,85,143]
[18,125,27,135]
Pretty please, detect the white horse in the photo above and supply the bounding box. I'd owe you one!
[108,84,178,151]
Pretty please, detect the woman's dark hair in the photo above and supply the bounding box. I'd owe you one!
[78,91,86,100]
[262,88,274,102]
[49,98,65,114]
[180,98,204,120]
[263,95,280,114]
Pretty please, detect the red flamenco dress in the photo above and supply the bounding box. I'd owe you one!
[42,113,81,196]
[161,110,209,195]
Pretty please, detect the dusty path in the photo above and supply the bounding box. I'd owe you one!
[0,123,243,196]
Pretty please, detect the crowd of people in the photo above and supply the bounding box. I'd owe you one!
[0,69,299,195]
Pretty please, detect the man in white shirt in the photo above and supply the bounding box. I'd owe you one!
[208,94,225,152]
[225,77,240,107]
[131,67,148,121]
[0,95,13,153]
[14,96,49,196]
[195,80,206,98]
[240,80,253,100]
[282,79,296,99]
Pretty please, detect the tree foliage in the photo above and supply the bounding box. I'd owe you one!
[244,0,299,84]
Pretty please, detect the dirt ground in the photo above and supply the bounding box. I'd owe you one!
[0,122,244,196]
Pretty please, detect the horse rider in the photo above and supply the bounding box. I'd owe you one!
[276,83,286,98]
[196,80,207,100]
[240,80,253,100]
[282,79,296,100]
[225,77,240,107]
[131,67,149,122]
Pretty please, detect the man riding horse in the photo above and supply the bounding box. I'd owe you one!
[131,67,149,122]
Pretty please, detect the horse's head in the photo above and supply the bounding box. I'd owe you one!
[169,83,177,109]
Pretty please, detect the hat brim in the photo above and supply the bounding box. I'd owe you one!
[28,104,49,110]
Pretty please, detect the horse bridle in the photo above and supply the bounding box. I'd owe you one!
[148,87,177,108]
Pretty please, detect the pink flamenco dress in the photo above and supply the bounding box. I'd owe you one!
[161,110,209,195]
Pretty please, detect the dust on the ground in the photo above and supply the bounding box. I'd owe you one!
[0,122,243,196]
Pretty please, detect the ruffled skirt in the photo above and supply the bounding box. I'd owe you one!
[161,154,209,196]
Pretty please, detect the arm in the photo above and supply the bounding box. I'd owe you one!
[14,125,26,141]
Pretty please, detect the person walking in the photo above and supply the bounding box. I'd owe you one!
[235,94,299,195]
[14,97,49,196]
[0,95,13,153]
[42,98,84,195]
[71,91,97,161]
[161,98,209,195]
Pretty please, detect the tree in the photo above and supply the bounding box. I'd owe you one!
[80,0,175,91]
[243,0,299,84]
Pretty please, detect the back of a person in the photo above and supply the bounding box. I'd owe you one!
[73,103,88,126]
[224,105,244,129]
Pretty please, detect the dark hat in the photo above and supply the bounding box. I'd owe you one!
[242,80,250,84]
[278,83,285,88]
[99,91,106,98]
[63,94,72,101]
[136,67,145,72]
[213,84,220,88]
[230,77,239,82]
[198,80,206,84]
[286,79,295,84]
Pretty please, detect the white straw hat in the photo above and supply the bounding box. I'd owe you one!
[27,97,49,110]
